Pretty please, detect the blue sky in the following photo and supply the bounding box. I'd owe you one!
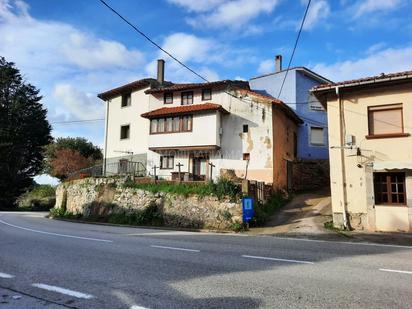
[1,0,412,150]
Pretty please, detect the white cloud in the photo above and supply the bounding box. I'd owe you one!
[353,0,402,18]
[0,0,146,145]
[53,84,104,121]
[166,0,225,12]
[257,59,273,75]
[186,0,279,29]
[303,0,330,30]
[312,45,412,82]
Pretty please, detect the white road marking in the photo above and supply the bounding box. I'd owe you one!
[242,255,314,264]
[32,283,94,299]
[150,245,200,252]
[267,236,412,249]
[379,268,412,275]
[0,272,14,279]
[0,219,113,243]
[130,306,150,309]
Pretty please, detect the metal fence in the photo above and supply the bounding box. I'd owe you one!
[69,161,146,179]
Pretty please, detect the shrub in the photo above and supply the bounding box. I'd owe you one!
[122,177,241,201]
[17,184,56,211]
[250,191,290,226]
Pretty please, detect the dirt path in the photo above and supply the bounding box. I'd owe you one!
[249,189,332,235]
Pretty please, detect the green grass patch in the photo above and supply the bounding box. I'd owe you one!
[123,178,241,201]
[250,191,291,226]
[17,184,56,211]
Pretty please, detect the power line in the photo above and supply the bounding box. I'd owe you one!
[277,0,311,99]
[51,119,104,125]
[99,0,208,83]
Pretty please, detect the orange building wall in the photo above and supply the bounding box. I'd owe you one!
[272,106,298,190]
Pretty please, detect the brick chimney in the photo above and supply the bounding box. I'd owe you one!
[157,59,165,84]
[275,55,282,72]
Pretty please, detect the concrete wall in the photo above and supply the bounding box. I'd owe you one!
[104,87,150,160]
[249,69,329,160]
[326,83,412,232]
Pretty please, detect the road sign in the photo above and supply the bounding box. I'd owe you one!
[242,197,254,223]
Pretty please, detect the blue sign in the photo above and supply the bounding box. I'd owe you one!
[242,197,254,223]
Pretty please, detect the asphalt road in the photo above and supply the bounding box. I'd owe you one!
[1,212,412,308]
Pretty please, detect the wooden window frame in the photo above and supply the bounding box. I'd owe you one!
[366,104,409,139]
[181,91,194,105]
[374,172,407,206]
[160,155,174,170]
[150,115,193,134]
[121,93,131,108]
[164,92,173,104]
[202,89,212,101]
[120,124,130,140]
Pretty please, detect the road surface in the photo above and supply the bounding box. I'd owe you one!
[0,212,412,308]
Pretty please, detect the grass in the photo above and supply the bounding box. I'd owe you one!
[250,191,291,226]
[17,184,56,211]
[123,178,241,201]
[323,221,352,238]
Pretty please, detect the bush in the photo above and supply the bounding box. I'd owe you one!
[17,184,56,211]
[250,191,290,226]
[123,177,241,201]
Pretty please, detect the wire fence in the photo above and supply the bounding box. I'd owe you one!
[69,161,146,179]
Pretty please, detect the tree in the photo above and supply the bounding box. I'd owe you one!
[0,57,52,208]
[50,149,90,180]
[44,137,102,180]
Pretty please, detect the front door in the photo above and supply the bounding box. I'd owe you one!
[193,157,208,181]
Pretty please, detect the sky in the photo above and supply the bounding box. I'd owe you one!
[1,0,412,151]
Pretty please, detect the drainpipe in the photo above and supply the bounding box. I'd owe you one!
[103,99,110,176]
[336,86,349,229]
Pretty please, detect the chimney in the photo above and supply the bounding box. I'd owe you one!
[157,59,165,84]
[275,55,282,72]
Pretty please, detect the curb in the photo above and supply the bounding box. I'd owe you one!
[49,216,238,235]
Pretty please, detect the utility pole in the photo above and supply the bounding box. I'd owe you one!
[208,162,215,182]
[176,162,184,182]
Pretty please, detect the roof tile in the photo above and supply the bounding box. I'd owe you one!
[141,103,229,119]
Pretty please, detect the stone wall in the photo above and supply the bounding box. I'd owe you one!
[292,159,330,191]
[54,178,242,230]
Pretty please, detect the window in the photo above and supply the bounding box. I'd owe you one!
[368,104,406,138]
[243,124,249,133]
[164,92,173,104]
[121,93,131,107]
[293,132,298,158]
[182,115,192,131]
[202,89,212,100]
[181,91,193,105]
[160,156,174,169]
[310,127,324,145]
[120,125,130,139]
[243,153,250,161]
[374,172,406,205]
[150,115,193,134]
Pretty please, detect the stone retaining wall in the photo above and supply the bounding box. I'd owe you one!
[292,160,330,191]
[54,178,242,230]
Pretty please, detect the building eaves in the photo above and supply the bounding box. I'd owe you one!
[141,103,229,119]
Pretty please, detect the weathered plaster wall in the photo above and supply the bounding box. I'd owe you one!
[327,83,412,232]
[54,178,242,230]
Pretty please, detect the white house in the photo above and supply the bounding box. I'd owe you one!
[98,60,302,189]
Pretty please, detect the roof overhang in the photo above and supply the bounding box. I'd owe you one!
[373,161,412,171]
[141,103,229,119]
[149,145,220,153]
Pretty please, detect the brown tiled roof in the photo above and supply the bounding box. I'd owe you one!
[312,69,412,92]
[238,89,303,124]
[98,78,172,100]
[145,80,249,94]
[141,103,229,119]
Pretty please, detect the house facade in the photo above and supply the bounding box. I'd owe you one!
[249,55,331,160]
[312,70,412,232]
[98,60,302,189]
